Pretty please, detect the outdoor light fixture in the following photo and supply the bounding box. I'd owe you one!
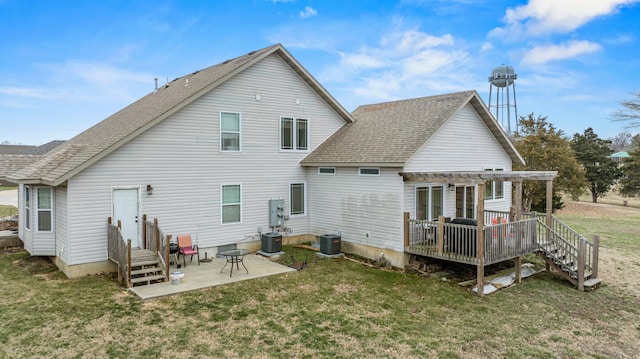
[146,184,154,195]
[448,183,455,191]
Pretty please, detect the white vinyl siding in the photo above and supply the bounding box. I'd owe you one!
[220,112,240,151]
[221,184,241,224]
[60,53,346,265]
[308,167,405,252]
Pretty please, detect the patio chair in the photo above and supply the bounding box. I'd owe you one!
[289,254,308,271]
[177,234,200,267]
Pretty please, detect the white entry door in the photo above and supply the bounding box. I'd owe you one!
[112,188,140,248]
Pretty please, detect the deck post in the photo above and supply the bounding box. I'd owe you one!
[126,239,132,288]
[165,234,171,280]
[477,182,485,297]
[515,256,522,283]
[545,180,553,229]
[514,181,523,221]
[592,235,599,278]
[142,214,147,249]
[578,237,586,291]
[403,212,410,249]
[437,215,444,256]
[154,217,160,252]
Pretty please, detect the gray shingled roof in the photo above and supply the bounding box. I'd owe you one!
[0,155,40,184]
[301,90,523,167]
[10,44,354,185]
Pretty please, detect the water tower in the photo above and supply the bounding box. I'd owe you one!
[488,65,518,134]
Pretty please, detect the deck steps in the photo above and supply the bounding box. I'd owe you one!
[129,250,167,287]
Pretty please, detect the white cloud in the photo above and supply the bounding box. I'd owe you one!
[480,42,493,52]
[497,0,639,36]
[299,6,317,19]
[320,28,472,101]
[521,40,602,65]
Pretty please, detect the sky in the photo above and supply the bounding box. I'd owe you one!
[1,0,639,145]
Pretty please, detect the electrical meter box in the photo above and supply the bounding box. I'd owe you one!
[269,199,285,227]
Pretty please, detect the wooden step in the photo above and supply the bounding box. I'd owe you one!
[131,260,160,268]
[131,274,166,285]
[131,266,163,276]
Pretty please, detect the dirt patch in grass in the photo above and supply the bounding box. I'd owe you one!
[559,199,640,217]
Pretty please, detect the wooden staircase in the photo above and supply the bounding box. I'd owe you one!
[536,218,601,291]
[130,249,167,287]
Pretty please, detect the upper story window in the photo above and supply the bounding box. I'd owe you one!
[484,168,504,200]
[359,167,380,176]
[281,117,308,151]
[221,184,241,224]
[37,187,52,232]
[220,112,240,151]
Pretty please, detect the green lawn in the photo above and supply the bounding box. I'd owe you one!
[0,205,17,217]
[1,205,639,358]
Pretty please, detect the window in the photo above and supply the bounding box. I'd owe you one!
[318,167,336,175]
[416,186,444,221]
[37,187,52,232]
[220,112,240,151]
[484,168,504,200]
[359,167,380,176]
[221,184,241,224]
[290,182,305,216]
[25,186,30,230]
[280,117,308,151]
[455,186,475,218]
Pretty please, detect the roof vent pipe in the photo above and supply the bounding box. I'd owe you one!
[154,78,158,92]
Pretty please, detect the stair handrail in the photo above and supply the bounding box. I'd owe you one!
[143,215,171,281]
[107,217,132,287]
[536,219,594,282]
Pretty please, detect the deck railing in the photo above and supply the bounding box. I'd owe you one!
[406,215,538,265]
[143,215,170,281]
[107,217,132,287]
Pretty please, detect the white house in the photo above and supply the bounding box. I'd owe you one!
[9,44,525,276]
[9,44,354,277]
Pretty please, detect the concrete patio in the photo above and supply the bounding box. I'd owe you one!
[130,253,297,300]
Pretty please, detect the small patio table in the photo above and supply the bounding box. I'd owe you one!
[219,249,250,277]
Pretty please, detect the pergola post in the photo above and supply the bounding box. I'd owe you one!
[514,181,523,221]
[476,182,485,297]
[546,179,553,227]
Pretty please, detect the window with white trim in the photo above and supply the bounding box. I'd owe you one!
[484,168,504,200]
[221,184,241,224]
[318,167,336,175]
[25,186,30,230]
[220,112,240,151]
[290,182,306,216]
[455,185,475,219]
[280,117,308,151]
[359,167,380,176]
[416,186,444,221]
[37,187,52,232]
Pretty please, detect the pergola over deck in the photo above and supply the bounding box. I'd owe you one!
[399,170,558,296]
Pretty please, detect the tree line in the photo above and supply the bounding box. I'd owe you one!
[515,91,640,212]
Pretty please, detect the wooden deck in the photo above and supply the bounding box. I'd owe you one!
[405,217,539,266]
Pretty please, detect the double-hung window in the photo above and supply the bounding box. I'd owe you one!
[484,168,504,200]
[221,184,241,224]
[416,186,444,221]
[290,182,306,216]
[221,112,240,151]
[281,117,308,151]
[37,187,52,232]
[25,186,30,230]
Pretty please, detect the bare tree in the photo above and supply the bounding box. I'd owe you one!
[612,91,640,127]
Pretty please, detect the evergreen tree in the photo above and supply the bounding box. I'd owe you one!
[571,128,621,203]
[619,137,640,197]
[514,114,586,212]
